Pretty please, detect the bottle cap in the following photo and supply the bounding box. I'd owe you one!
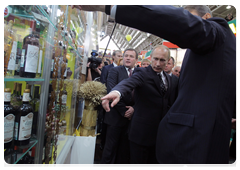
[24,89,30,93]
[4,88,11,92]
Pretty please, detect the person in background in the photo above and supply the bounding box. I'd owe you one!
[100,50,122,85]
[164,57,175,76]
[101,48,136,164]
[172,65,181,77]
[102,45,173,164]
[141,58,151,68]
[86,58,102,81]
[117,58,123,66]
[98,50,123,150]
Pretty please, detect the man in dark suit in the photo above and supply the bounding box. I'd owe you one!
[103,45,173,163]
[98,50,123,150]
[101,48,137,164]
[100,50,123,85]
[164,57,178,108]
[81,5,235,164]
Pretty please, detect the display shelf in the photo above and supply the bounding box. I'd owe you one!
[4,76,44,82]
[4,137,38,164]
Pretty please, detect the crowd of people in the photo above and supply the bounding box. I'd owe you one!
[73,5,236,164]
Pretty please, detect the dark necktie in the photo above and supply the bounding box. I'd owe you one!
[128,68,132,77]
[158,73,166,95]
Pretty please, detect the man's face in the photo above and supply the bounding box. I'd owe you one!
[164,58,174,74]
[123,50,137,68]
[113,52,123,64]
[151,47,169,73]
[141,61,150,68]
[172,67,181,77]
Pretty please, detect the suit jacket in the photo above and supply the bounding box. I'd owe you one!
[104,66,134,127]
[112,65,172,146]
[167,74,178,110]
[100,63,114,85]
[114,5,236,163]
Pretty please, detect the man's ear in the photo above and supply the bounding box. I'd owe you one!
[202,13,212,19]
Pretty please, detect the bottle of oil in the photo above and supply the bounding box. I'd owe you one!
[14,89,34,146]
[4,88,16,149]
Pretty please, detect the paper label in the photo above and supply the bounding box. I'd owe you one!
[4,114,15,143]
[20,49,25,67]
[25,45,39,73]
[62,94,67,104]
[22,93,30,102]
[18,112,33,141]
[7,41,17,70]
[37,50,43,73]
[4,92,11,102]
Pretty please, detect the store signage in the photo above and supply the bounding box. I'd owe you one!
[4,7,9,18]
[228,19,238,37]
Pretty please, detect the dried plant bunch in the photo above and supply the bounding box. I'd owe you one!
[78,81,107,106]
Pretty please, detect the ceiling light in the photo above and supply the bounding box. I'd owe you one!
[226,5,231,9]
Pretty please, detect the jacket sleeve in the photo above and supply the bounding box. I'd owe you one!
[100,66,107,85]
[107,67,129,117]
[112,68,146,97]
[115,5,226,54]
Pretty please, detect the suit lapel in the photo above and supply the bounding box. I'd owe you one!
[121,66,129,78]
[147,66,162,95]
[163,71,171,97]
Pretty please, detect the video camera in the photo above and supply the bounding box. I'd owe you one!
[88,51,102,69]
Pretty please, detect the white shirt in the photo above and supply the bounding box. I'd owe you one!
[113,62,118,67]
[158,71,168,90]
[125,67,134,76]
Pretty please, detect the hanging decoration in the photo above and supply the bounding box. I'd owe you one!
[126,34,132,41]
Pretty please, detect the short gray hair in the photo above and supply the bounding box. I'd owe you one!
[112,50,122,56]
[150,45,170,60]
[183,5,212,17]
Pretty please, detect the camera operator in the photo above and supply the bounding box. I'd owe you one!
[86,55,103,81]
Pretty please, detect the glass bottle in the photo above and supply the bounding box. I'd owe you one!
[30,86,40,136]
[19,28,40,78]
[4,88,16,149]
[26,84,32,100]
[12,83,22,109]
[15,35,22,76]
[5,21,16,77]
[14,89,34,146]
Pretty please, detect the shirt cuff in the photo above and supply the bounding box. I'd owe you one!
[110,5,117,19]
[111,90,121,97]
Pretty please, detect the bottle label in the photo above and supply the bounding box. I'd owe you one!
[7,41,17,70]
[4,114,15,143]
[37,50,43,73]
[4,92,11,102]
[51,59,54,71]
[25,44,39,73]
[20,49,25,67]
[18,112,34,141]
[63,63,68,77]
[14,122,18,140]
[22,93,30,102]
[62,94,67,104]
